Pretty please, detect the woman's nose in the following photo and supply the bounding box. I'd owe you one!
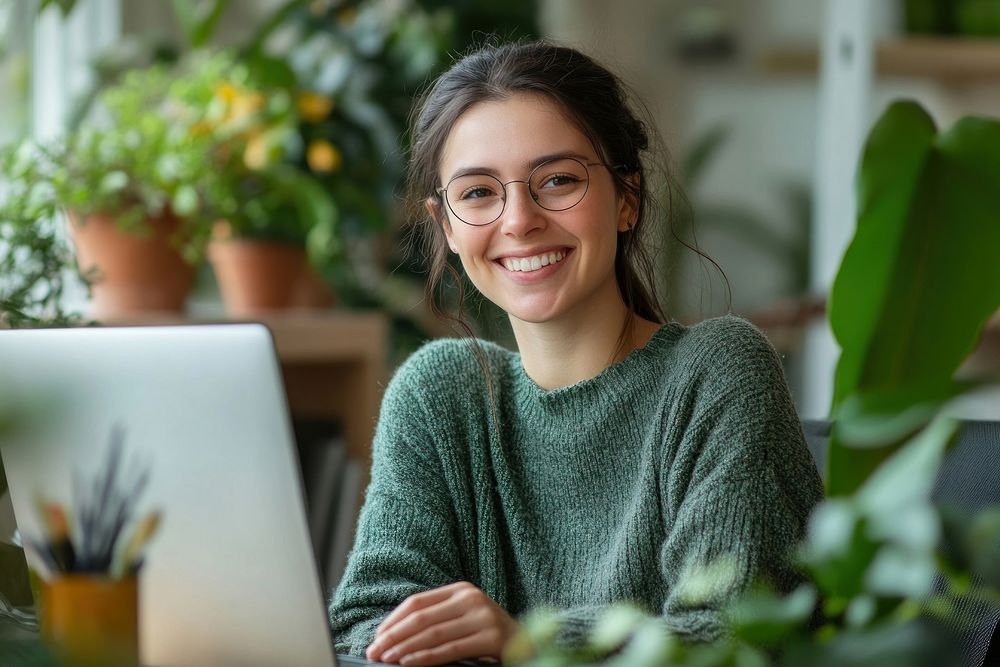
[499,181,545,236]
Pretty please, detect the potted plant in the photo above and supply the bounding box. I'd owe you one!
[196,58,339,315]
[208,165,339,315]
[0,55,230,318]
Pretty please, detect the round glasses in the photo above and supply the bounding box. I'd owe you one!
[436,157,608,227]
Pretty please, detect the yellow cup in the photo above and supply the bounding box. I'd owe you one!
[40,575,139,667]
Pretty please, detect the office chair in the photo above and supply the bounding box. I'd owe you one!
[801,420,1000,667]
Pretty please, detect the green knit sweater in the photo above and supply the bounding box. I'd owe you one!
[329,316,824,654]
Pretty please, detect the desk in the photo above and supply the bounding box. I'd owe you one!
[263,311,389,467]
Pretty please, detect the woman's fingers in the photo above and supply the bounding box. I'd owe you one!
[379,615,480,663]
[396,631,499,667]
[371,596,467,658]
[376,582,470,637]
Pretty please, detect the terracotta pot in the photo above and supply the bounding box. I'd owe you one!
[208,238,311,316]
[68,210,196,318]
[290,265,337,309]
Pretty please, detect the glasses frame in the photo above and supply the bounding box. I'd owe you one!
[435,156,613,227]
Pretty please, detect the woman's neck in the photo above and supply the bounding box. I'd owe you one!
[510,304,661,390]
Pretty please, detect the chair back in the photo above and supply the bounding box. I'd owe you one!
[801,419,1000,667]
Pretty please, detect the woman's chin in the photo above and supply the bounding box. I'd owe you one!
[504,301,567,326]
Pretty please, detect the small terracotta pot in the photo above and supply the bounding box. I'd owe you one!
[208,237,310,316]
[41,575,140,667]
[68,210,196,318]
[290,264,337,309]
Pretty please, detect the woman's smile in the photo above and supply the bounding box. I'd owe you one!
[500,249,567,273]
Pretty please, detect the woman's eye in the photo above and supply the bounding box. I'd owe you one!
[460,186,499,200]
[539,173,579,189]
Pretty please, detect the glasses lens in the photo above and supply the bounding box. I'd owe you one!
[444,174,505,226]
[529,158,590,211]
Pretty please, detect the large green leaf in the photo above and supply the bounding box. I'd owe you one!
[826,101,1000,494]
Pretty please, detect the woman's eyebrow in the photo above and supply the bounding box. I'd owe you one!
[448,165,502,181]
[527,151,591,170]
[446,151,593,182]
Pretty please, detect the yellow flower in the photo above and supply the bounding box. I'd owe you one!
[307,139,342,173]
[229,91,265,124]
[297,91,334,123]
[215,82,239,103]
[244,132,271,170]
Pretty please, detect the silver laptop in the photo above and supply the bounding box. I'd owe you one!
[0,324,346,667]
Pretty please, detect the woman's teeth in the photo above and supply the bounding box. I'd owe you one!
[502,250,566,273]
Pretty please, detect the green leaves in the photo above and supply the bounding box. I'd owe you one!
[170,0,231,49]
[853,417,956,519]
[0,144,83,328]
[728,585,817,646]
[37,0,77,17]
[588,606,648,653]
[827,101,1000,495]
[939,505,1000,590]
[787,416,965,652]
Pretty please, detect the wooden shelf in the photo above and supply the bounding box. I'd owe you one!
[761,37,1000,82]
[746,298,1000,381]
[743,296,826,355]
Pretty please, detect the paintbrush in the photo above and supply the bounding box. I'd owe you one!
[112,511,161,579]
[33,495,76,573]
[41,502,76,573]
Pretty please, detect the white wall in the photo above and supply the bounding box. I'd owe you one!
[0,2,32,145]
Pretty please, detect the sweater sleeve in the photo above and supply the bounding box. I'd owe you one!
[328,354,464,655]
[555,319,823,646]
[655,320,822,640]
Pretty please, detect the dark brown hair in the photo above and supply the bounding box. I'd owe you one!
[406,40,671,340]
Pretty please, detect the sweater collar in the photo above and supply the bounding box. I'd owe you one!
[508,322,682,403]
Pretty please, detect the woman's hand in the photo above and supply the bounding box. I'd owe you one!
[365,581,521,666]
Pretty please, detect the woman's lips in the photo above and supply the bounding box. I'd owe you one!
[495,248,572,282]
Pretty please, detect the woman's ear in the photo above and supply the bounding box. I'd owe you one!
[426,197,459,253]
[616,173,640,233]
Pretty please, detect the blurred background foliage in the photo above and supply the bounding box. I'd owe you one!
[0,0,539,358]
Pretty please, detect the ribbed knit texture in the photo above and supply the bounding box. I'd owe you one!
[329,315,824,654]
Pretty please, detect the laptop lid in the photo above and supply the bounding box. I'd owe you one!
[0,324,337,667]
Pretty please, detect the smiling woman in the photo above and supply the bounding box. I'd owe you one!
[328,41,824,667]
[433,94,635,343]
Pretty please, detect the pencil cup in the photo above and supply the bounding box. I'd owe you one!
[40,575,139,667]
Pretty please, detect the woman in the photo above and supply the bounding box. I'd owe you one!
[330,41,823,667]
